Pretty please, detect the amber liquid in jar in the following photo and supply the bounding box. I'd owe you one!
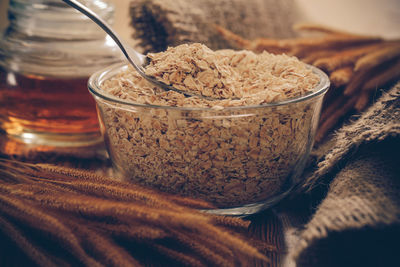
[0,68,100,141]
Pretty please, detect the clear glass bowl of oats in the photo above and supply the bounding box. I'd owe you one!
[88,44,329,216]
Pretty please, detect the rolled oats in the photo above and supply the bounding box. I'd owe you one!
[97,43,323,207]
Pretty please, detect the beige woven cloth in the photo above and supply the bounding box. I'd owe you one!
[282,83,400,267]
[128,1,400,266]
[129,0,299,53]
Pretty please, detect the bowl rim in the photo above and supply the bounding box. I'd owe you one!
[88,62,330,111]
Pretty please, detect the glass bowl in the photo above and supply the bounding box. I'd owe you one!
[88,63,329,216]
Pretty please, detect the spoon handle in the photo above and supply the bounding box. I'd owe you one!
[62,0,215,100]
[61,0,146,73]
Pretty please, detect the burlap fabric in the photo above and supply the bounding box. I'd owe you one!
[129,0,299,53]
[284,83,400,267]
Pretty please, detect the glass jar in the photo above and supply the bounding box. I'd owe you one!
[0,0,122,148]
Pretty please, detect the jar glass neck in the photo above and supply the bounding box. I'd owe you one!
[7,0,114,39]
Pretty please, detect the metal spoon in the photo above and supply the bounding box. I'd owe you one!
[62,0,204,98]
